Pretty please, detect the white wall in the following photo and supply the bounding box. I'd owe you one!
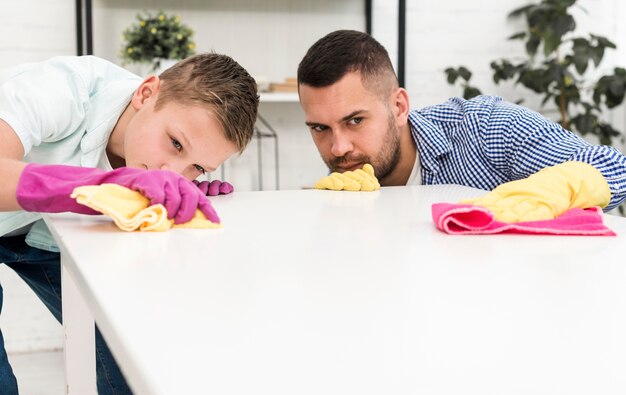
[0,0,75,68]
[403,0,626,150]
[1,0,625,356]
[92,0,364,84]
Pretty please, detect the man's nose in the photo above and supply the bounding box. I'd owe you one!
[330,130,354,158]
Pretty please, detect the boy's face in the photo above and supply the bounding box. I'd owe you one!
[122,78,237,180]
[299,72,404,182]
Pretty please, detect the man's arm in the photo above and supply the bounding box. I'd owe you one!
[462,160,611,222]
[0,118,27,211]
[487,100,626,210]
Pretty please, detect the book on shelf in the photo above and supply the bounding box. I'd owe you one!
[268,77,297,93]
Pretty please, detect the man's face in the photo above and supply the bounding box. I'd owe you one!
[123,91,237,181]
[299,72,402,180]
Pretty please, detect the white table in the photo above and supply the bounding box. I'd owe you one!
[44,185,626,395]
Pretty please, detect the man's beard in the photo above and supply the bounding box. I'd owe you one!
[326,114,401,181]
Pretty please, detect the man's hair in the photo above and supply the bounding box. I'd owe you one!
[157,53,259,153]
[297,30,398,97]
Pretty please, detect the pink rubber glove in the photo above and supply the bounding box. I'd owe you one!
[193,179,234,196]
[16,163,220,224]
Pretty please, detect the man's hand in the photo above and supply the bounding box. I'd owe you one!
[461,161,610,223]
[314,163,380,191]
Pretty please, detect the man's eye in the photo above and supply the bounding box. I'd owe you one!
[171,138,182,151]
[349,117,363,125]
[194,164,206,174]
[311,125,328,132]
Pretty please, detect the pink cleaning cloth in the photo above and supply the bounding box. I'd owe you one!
[432,203,616,236]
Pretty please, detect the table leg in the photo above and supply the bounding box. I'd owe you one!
[61,262,97,394]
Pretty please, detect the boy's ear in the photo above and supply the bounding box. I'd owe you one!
[130,76,161,110]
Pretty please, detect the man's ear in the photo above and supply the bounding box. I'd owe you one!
[130,75,161,110]
[392,87,410,127]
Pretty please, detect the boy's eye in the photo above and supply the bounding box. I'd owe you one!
[193,164,206,174]
[171,138,183,151]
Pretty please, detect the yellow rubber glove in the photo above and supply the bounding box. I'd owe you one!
[314,164,381,191]
[460,161,610,223]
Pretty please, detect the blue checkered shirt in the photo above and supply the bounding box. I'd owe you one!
[409,95,626,210]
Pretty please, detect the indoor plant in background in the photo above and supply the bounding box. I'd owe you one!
[120,10,196,75]
[444,0,626,148]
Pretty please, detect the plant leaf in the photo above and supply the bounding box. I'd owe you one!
[444,68,458,84]
[508,32,527,40]
[458,66,472,81]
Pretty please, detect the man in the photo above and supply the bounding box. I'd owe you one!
[297,29,626,221]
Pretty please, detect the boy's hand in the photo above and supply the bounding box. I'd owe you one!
[193,179,234,196]
[122,170,220,224]
[16,163,220,224]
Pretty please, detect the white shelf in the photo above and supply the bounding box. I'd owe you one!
[259,92,299,103]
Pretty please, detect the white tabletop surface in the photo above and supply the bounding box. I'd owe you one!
[45,185,626,395]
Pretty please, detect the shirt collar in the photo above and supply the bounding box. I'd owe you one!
[408,110,452,175]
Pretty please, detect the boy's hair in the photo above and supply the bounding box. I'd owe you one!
[297,30,398,99]
[157,53,259,153]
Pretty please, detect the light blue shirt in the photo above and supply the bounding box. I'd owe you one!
[409,95,626,210]
[0,56,142,251]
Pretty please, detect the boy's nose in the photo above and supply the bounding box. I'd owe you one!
[160,162,184,174]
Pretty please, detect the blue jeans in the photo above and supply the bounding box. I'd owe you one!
[0,236,133,394]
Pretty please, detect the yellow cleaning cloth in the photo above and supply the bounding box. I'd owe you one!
[314,163,381,191]
[71,184,221,232]
[461,161,611,223]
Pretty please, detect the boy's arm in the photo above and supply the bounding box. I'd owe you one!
[0,118,220,224]
[0,119,27,211]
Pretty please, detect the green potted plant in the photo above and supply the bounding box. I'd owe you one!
[444,0,626,147]
[120,10,196,73]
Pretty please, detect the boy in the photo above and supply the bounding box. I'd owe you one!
[0,53,259,394]
[297,30,626,221]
